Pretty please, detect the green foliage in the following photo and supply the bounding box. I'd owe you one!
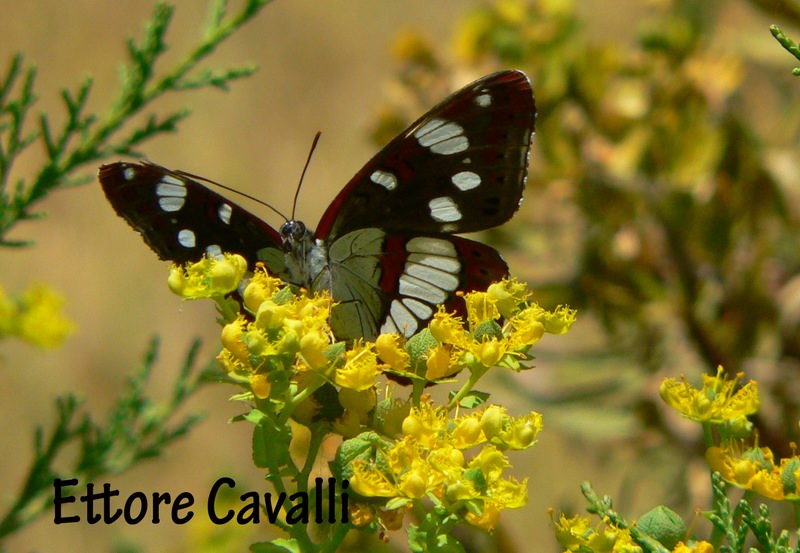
[1,0,271,546]
[771,25,800,75]
[565,475,800,553]
[375,0,800,502]
[0,337,207,540]
[0,0,271,247]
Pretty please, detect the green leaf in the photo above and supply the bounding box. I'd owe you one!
[448,389,490,409]
[249,538,300,553]
[247,409,292,470]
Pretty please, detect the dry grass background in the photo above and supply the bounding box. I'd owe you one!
[0,1,653,551]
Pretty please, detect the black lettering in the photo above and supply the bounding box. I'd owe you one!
[286,492,308,524]
[341,479,349,523]
[124,491,147,524]
[208,477,235,524]
[53,478,79,524]
[237,491,261,524]
[172,492,194,524]
[151,492,170,524]
[264,491,286,523]
[82,483,121,524]
[315,477,323,523]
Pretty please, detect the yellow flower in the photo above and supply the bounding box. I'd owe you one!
[338,388,377,422]
[221,316,249,364]
[336,341,379,391]
[299,330,330,371]
[660,366,759,424]
[242,266,284,312]
[429,308,469,346]
[507,306,546,348]
[450,413,485,449]
[349,460,397,498]
[470,337,509,368]
[553,513,592,551]
[425,344,458,380]
[469,445,509,482]
[168,253,247,298]
[375,333,409,372]
[673,541,714,553]
[539,304,577,335]
[401,403,446,448]
[465,501,502,531]
[707,441,785,500]
[463,290,499,328]
[487,278,531,318]
[16,283,75,348]
[0,283,75,348]
[487,410,543,451]
[250,373,271,399]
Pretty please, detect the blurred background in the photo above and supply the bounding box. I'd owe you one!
[1,0,799,551]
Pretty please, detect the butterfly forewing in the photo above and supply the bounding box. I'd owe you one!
[316,70,535,239]
[99,162,281,265]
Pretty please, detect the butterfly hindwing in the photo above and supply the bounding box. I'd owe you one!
[324,231,510,341]
[316,70,535,239]
[98,162,281,265]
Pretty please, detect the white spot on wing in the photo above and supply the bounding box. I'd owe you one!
[178,229,196,248]
[406,237,457,257]
[389,300,418,336]
[408,253,461,274]
[161,174,183,187]
[156,181,186,197]
[158,197,184,212]
[406,263,459,291]
[370,170,398,191]
[123,167,136,181]
[428,196,462,222]
[156,179,187,212]
[380,317,400,335]
[451,171,481,191]
[414,118,469,155]
[399,274,447,304]
[475,93,492,107]
[218,203,232,225]
[402,298,433,320]
[206,244,223,258]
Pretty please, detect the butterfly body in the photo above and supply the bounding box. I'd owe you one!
[99,70,536,342]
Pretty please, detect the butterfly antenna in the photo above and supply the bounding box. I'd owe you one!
[175,168,289,222]
[292,131,322,220]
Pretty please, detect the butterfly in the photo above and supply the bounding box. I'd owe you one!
[98,70,536,343]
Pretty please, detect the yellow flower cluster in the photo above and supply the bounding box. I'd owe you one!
[215,266,339,400]
[659,366,759,425]
[168,253,248,298]
[345,402,541,532]
[553,513,642,553]
[385,279,576,383]
[660,366,800,502]
[706,441,800,501]
[0,282,75,348]
[554,512,715,553]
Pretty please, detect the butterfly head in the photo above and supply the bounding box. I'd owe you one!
[279,220,313,252]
